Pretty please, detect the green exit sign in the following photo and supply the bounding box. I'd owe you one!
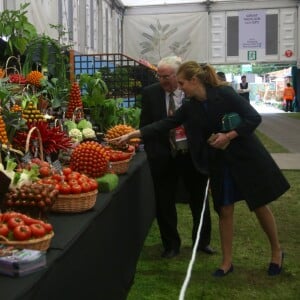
[248,51,257,61]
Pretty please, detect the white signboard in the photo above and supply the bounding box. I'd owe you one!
[239,10,265,50]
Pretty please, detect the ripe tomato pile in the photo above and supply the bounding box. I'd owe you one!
[0,211,53,241]
[8,73,27,84]
[39,167,98,195]
[70,141,109,178]
[4,182,59,211]
[108,150,132,162]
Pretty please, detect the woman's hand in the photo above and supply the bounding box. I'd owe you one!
[207,133,230,150]
[107,134,130,146]
[107,130,141,146]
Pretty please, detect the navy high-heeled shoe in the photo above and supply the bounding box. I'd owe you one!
[212,264,234,277]
[268,252,284,276]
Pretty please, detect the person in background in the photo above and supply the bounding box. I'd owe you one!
[283,82,295,112]
[237,75,250,102]
[110,61,289,277]
[139,56,214,259]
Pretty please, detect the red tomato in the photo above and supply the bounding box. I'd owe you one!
[109,153,118,162]
[71,184,82,194]
[121,152,132,160]
[30,223,46,238]
[13,225,32,241]
[39,166,52,177]
[39,161,50,168]
[54,183,61,191]
[67,172,81,181]
[31,158,42,165]
[21,215,39,226]
[39,222,53,233]
[88,178,98,191]
[7,217,25,229]
[80,181,91,193]
[59,183,72,194]
[52,173,64,182]
[42,178,56,185]
[0,223,9,237]
[68,178,78,186]
[1,212,21,222]
[62,167,73,176]
[77,175,89,184]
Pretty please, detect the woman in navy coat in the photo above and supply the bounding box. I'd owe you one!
[110,62,289,277]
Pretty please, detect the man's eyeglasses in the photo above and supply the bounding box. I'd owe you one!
[157,73,175,80]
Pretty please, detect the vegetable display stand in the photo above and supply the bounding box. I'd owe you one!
[0,231,54,251]
[51,189,98,213]
[109,159,131,174]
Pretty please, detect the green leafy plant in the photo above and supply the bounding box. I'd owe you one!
[40,77,70,109]
[0,3,38,56]
[79,72,110,131]
[22,34,71,84]
[79,72,141,132]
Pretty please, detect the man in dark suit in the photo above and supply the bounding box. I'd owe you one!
[140,56,214,258]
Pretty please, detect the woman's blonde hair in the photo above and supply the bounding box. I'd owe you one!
[177,61,227,87]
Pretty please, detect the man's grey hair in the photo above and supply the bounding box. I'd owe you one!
[157,56,182,72]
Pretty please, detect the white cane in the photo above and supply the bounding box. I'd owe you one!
[179,178,210,300]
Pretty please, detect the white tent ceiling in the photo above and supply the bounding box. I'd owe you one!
[121,0,208,6]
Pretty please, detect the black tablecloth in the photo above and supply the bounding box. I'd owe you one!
[1,152,155,300]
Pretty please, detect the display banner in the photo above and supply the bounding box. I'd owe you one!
[123,12,208,64]
[239,10,266,50]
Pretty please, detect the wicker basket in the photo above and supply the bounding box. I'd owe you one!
[5,56,26,94]
[51,189,98,213]
[25,126,44,161]
[0,232,54,251]
[109,159,130,174]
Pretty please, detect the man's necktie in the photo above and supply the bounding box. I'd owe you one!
[168,92,176,116]
[168,93,177,153]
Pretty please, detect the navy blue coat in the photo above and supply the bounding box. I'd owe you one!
[140,85,290,212]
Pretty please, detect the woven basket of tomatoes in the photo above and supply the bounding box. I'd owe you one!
[0,211,54,251]
[51,189,98,213]
[108,150,132,175]
[50,167,99,213]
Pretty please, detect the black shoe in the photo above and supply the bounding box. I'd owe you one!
[198,245,216,255]
[212,264,234,277]
[161,249,179,259]
[268,252,284,276]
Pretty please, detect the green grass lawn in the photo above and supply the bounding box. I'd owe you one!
[285,112,300,120]
[127,129,300,300]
